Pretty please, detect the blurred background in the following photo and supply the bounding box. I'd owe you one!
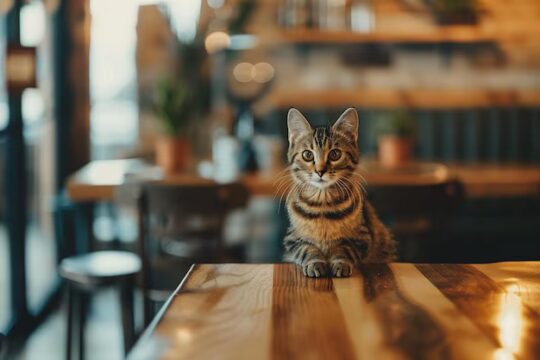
[0,0,539,358]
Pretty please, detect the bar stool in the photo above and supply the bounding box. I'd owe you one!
[0,333,6,360]
[59,251,141,360]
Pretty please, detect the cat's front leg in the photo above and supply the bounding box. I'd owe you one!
[329,238,369,277]
[328,246,355,278]
[302,259,328,278]
[284,236,328,278]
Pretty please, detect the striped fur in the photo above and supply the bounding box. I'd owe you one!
[283,108,396,278]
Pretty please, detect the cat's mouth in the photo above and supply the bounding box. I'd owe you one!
[310,176,336,188]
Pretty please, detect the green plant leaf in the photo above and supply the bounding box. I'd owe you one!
[376,110,417,138]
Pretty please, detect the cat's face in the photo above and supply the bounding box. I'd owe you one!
[287,108,360,189]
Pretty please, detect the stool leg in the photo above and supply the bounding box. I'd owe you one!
[66,285,74,360]
[120,282,135,355]
[77,292,88,360]
[143,294,152,328]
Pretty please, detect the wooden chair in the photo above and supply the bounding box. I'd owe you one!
[134,182,250,325]
[366,180,465,262]
[59,251,141,360]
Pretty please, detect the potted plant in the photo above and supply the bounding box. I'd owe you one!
[153,78,193,174]
[376,110,416,167]
[424,0,478,25]
[151,1,255,174]
[151,12,212,173]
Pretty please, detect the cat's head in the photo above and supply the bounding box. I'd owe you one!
[287,108,360,189]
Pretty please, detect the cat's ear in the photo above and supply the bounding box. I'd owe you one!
[287,108,312,144]
[333,108,359,143]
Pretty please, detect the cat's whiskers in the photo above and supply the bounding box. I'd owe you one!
[334,180,347,204]
[350,170,368,187]
[273,168,294,201]
[284,180,301,204]
[337,178,356,210]
[273,168,292,188]
[272,167,292,186]
[345,175,362,205]
[273,177,293,201]
[274,184,292,209]
[347,172,368,197]
[284,181,307,208]
[278,183,297,214]
[277,180,298,211]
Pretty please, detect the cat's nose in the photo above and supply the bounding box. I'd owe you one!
[315,169,327,177]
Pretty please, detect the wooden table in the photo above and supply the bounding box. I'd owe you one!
[66,159,540,202]
[129,262,540,360]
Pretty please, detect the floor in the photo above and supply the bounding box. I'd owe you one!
[17,290,124,360]
[0,224,57,331]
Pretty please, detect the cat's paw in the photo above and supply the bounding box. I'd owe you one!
[330,260,353,278]
[302,260,329,278]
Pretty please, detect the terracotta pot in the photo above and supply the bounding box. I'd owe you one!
[378,135,413,167]
[155,136,191,174]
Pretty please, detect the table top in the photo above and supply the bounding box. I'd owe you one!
[129,262,540,360]
[66,159,540,202]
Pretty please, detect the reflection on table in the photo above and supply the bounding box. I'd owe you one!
[128,261,540,360]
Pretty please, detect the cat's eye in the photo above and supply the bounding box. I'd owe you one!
[328,149,342,161]
[302,150,314,162]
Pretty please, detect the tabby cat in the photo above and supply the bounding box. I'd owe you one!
[283,108,396,278]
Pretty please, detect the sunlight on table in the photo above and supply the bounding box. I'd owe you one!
[495,283,524,360]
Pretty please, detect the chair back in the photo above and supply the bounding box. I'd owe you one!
[366,179,465,262]
[140,182,249,255]
[133,182,249,325]
[366,180,464,217]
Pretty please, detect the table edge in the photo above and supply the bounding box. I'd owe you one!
[127,263,196,359]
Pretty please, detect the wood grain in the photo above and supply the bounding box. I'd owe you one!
[129,262,540,360]
[130,264,274,360]
[417,264,540,359]
[271,264,355,360]
[392,264,499,359]
[474,262,540,313]
[359,264,451,360]
[332,270,388,359]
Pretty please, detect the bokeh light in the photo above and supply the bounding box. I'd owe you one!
[205,31,231,54]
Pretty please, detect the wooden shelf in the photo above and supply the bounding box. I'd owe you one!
[269,0,498,45]
[264,0,540,44]
[276,29,496,45]
[267,89,540,109]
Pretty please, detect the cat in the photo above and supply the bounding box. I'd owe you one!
[283,108,396,278]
